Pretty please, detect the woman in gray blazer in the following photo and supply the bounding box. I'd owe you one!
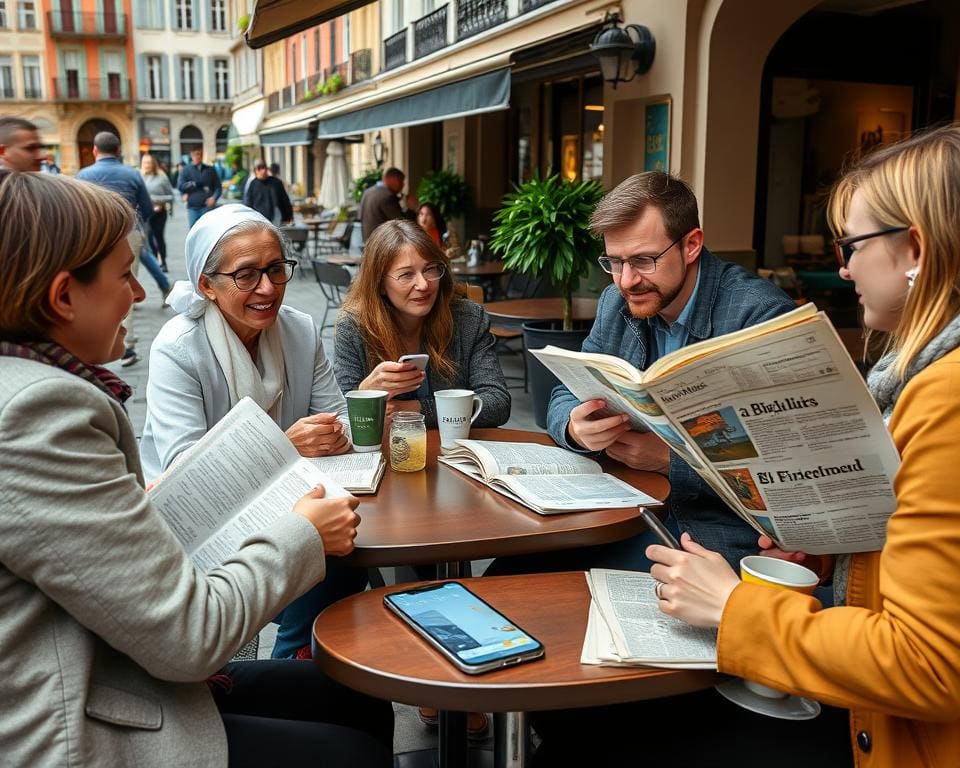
[335,219,510,427]
[0,171,392,767]
[141,204,366,660]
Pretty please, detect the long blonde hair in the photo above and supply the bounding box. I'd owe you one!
[0,171,135,340]
[827,124,960,377]
[340,219,465,380]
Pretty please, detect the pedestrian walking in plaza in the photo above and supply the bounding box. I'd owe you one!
[179,148,221,228]
[243,160,293,225]
[141,153,174,271]
[0,116,44,172]
[359,166,406,241]
[76,132,171,366]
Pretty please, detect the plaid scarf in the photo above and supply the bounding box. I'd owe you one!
[0,340,132,404]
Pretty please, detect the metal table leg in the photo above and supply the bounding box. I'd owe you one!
[439,710,469,768]
[494,712,528,768]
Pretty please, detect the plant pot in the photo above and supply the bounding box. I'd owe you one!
[522,320,592,429]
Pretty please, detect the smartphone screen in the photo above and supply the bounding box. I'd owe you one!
[384,582,543,670]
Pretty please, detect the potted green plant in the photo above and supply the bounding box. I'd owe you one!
[320,73,345,96]
[489,174,605,427]
[490,173,604,330]
[350,168,382,203]
[237,14,249,32]
[417,168,472,222]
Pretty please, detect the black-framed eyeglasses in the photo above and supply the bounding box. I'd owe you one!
[386,263,446,285]
[597,234,685,275]
[833,227,908,267]
[208,259,297,291]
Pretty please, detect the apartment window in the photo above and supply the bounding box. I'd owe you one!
[147,55,163,99]
[329,22,336,72]
[291,42,297,84]
[18,0,36,29]
[64,50,81,98]
[210,0,225,32]
[313,27,320,74]
[180,57,196,100]
[22,54,40,98]
[0,57,13,99]
[213,58,229,100]
[175,0,192,30]
[0,1,7,29]
[105,51,123,99]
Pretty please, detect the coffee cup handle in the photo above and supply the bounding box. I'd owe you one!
[469,396,483,424]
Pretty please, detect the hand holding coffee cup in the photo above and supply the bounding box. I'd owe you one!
[435,389,483,450]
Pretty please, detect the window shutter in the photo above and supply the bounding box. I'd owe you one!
[193,57,204,100]
[193,0,200,31]
[137,53,147,99]
[209,57,217,101]
[174,55,183,100]
[160,53,169,99]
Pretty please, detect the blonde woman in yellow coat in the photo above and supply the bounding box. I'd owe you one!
[648,124,960,767]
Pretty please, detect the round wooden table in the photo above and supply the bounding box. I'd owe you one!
[314,573,720,767]
[451,260,507,277]
[482,297,598,325]
[346,428,670,568]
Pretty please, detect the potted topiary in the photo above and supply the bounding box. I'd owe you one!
[489,173,605,426]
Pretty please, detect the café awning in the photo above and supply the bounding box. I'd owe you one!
[315,68,510,140]
[260,125,315,146]
[246,0,374,49]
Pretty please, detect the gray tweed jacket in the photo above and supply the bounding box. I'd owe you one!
[334,298,511,428]
[0,358,326,767]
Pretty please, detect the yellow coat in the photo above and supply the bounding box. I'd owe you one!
[717,346,960,767]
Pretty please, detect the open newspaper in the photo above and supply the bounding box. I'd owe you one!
[582,569,716,669]
[149,397,350,572]
[531,304,900,554]
[437,439,661,515]
[309,451,385,494]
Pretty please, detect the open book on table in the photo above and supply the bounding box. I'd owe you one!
[437,439,661,515]
[308,451,385,494]
[531,303,900,555]
[581,569,716,670]
[149,397,350,572]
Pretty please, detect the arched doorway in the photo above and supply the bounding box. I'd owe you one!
[179,124,203,162]
[215,124,230,154]
[77,118,120,169]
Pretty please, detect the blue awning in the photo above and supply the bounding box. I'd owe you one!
[316,68,510,139]
[260,126,315,146]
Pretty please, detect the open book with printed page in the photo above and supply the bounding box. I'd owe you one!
[437,438,661,515]
[530,303,901,554]
[148,397,351,572]
[308,451,386,494]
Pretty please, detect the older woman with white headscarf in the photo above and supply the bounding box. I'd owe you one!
[141,204,365,659]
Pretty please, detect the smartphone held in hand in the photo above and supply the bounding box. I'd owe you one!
[398,353,429,371]
[384,582,544,674]
[639,507,681,549]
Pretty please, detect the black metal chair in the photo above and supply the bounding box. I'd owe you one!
[315,221,354,257]
[280,225,310,277]
[311,258,353,332]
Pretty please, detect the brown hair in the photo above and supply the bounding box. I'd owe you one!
[590,171,700,240]
[0,171,135,340]
[340,219,465,380]
[827,124,960,378]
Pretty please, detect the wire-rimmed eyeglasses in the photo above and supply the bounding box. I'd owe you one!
[597,234,685,275]
[207,259,297,291]
[833,227,908,267]
[387,263,446,285]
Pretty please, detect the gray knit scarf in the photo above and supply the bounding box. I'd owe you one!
[833,311,960,605]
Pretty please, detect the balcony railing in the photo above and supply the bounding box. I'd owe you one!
[47,10,127,37]
[413,4,448,60]
[519,0,554,13]
[23,87,41,99]
[0,86,15,99]
[351,48,372,83]
[53,77,130,101]
[383,28,407,71]
[456,0,506,41]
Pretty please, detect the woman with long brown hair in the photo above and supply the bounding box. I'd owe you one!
[335,219,509,426]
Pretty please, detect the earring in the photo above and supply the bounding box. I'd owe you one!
[905,267,919,288]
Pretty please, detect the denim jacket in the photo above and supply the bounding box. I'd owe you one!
[547,248,796,566]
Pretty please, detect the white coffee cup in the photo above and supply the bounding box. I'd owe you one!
[435,389,483,450]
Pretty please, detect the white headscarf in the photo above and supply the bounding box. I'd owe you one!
[166,204,285,423]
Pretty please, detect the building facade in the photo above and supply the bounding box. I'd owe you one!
[132,0,234,172]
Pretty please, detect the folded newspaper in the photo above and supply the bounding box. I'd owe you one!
[438,438,661,514]
[309,451,385,494]
[149,397,350,572]
[582,569,717,669]
[532,304,900,554]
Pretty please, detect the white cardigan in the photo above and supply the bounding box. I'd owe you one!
[141,305,349,481]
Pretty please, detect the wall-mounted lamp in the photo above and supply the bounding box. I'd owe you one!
[372,131,384,167]
[590,12,656,89]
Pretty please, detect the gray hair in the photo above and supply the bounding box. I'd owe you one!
[201,219,294,274]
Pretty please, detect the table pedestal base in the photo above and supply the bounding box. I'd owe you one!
[493,712,528,767]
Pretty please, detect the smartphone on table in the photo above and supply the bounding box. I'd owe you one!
[398,353,429,371]
[383,581,545,674]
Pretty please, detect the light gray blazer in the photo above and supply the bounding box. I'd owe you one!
[140,305,350,481]
[0,358,326,767]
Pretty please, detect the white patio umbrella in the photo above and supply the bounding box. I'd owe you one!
[317,141,352,210]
